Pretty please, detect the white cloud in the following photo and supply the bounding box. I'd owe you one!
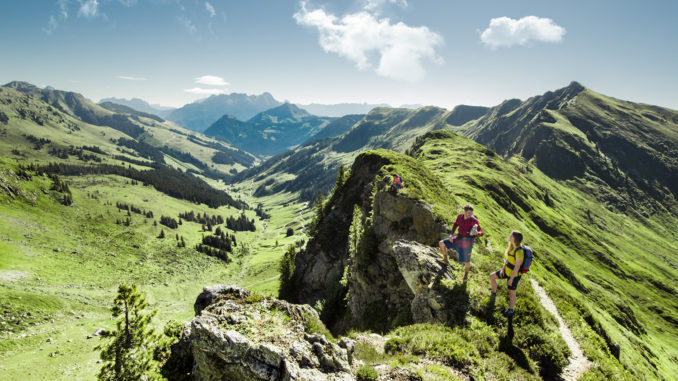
[178,16,197,35]
[205,2,216,18]
[184,88,228,95]
[194,75,229,86]
[363,0,407,12]
[43,16,59,35]
[480,16,566,49]
[118,76,147,81]
[77,0,99,18]
[58,0,69,19]
[294,2,443,81]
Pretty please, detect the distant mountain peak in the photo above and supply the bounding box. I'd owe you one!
[3,81,42,93]
[248,102,312,123]
[567,81,585,91]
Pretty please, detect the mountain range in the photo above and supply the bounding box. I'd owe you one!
[98,97,174,118]
[164,92,282,132]
[202,103,336,156]
[1,80,677,380]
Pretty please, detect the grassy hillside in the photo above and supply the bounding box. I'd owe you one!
[0,82,307,379]
[0,83,257,176]
[461,81,678,214]
[290,130,678,379]
[0,155,310,379]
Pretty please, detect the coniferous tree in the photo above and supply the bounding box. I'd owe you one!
[158,230,165,239]
[278,245,297,300]
[96,284,160,381]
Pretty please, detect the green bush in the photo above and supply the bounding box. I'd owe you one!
[357,365,379,381]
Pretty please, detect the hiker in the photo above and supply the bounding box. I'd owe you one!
[390,173,403,192]
[490,230,525,317]
[438,204,483,280]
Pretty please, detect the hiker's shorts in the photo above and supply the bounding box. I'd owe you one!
[442,237,474,263]
[493,270,522,290]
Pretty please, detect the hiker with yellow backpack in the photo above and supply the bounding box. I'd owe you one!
[490,230,533,317]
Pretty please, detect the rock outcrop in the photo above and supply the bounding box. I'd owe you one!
[290,150,456,332]
[348,239,456,329]
[169,285,354,381]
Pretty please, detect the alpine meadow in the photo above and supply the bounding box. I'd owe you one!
[1,1,677,380]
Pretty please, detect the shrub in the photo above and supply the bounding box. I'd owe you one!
[357,365,379,381]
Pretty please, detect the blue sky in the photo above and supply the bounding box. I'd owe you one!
[1,0,676,109]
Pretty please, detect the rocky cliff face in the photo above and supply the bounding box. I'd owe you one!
[290,151,459,332]
[167,285,355,380]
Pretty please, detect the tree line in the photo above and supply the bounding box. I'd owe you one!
[226,213,256,232]
[178,210,224,226]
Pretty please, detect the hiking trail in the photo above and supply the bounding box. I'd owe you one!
[530,278,592,380]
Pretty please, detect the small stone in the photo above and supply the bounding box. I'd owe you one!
[46,337,53,343]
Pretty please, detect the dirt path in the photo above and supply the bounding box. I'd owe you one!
[530,278,592,380]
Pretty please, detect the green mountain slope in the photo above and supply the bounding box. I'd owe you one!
[304,114,365,143]
[203,103,334,156]
[0,84,307,380]
[288,130,678,379]
[462,81,678,213]
[98,101,165,123]
[0,82,258,175]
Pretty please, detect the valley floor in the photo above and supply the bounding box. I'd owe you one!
[0,170,312,380]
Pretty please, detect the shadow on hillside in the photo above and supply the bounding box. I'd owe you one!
[440,280,470,327]
[499,316,533,373]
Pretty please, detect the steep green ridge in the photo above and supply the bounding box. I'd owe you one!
[462,81,678,213]
[203,103,334,156]
[290,130,678,379]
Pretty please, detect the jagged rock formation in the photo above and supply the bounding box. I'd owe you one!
[168,285,354,380]
[290,149,461,332]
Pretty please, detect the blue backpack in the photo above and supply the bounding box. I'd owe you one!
[517,245,534,274]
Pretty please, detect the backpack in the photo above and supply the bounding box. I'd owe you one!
[517,245,534,274]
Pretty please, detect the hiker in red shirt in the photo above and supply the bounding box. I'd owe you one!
[438,204,483,280]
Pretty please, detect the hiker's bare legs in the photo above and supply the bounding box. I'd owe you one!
[508,290,517,309]
[438,240,448,262]
[461,262,470,280]
[490,272,498,293]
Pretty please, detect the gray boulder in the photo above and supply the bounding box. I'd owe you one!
[182,285,354,381]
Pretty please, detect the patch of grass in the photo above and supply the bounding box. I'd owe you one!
[356,364,379,381]
[301,311,335,343]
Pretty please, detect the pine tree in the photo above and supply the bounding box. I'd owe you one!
[278,245,297,300]
[157,230,165,239]
[334,165,346,191]
[96,284,160,381]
